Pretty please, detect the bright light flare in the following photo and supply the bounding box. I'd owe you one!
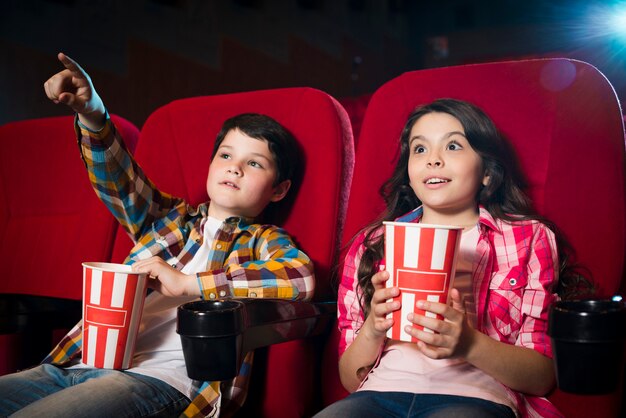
[583,1,626,43]
[609,8,626,41]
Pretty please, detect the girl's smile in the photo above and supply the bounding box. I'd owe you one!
[423,176,451,188]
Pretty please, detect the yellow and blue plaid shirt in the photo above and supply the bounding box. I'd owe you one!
[43,118,315,417]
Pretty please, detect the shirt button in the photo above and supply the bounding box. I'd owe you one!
[216,244,222,249]
[209,293,216,299]
[249,292,257,298]
[219,290,226,297]
[509,278,517,286]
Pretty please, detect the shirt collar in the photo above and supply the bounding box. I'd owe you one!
[194,202,256,235]
[394,205,501,233]
[477,206,500,233]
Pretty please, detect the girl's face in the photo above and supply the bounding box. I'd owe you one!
[407,112,489,223]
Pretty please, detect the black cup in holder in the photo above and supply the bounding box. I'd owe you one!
[176,300,245,381]
[548,298,626,394]
[177,298,335,381]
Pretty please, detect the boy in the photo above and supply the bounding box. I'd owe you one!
[0,53,314,418]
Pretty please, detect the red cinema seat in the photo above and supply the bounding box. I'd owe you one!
[324,59,625,417]
[0,114,139,375]
[338,93,372,147]
[109,87,354,417]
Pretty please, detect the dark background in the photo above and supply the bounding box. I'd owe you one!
[2,0,625,128]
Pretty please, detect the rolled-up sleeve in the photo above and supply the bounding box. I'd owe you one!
[337,233,368,357]
[518,222,559,357]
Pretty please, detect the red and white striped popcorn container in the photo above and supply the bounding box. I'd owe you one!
[81,262,148,369]
[383,222,462,342]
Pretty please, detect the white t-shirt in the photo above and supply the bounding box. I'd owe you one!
[72,216,223,399]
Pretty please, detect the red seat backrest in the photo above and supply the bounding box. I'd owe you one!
[338,93,372,147]
[332,59,626,417]
[344,59,625,297]
[109,87,354,417]
[0,114,139,300]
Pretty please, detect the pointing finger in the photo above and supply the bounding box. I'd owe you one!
[58,52,87,77]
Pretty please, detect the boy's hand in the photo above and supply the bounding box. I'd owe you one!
[43,52,106,130]
[405,288,476,360]
[363,268,401,339]
[132,257,200,297]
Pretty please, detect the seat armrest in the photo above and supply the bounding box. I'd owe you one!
[177,298,336,381]
[0,294,82,334]
[0,294,82,371]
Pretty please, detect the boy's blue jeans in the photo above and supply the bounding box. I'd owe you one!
[0,364,190,417]
[313,391,516,418]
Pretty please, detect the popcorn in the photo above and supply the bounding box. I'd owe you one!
[82,262,147,369]
[384,222,462,342]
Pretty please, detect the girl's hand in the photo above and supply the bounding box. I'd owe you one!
[405,288,477,360]
[43,52,106,130]
[363,268,401,339]
[131,257,199,297]
[338,267,402,393]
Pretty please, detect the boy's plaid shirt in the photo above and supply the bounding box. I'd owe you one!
[43,118,315,417]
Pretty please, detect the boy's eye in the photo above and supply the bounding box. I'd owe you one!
[248,160,263,168]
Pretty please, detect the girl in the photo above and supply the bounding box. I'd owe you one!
[316,99,571,417]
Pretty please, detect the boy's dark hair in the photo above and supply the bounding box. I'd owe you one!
[212,113,300,186]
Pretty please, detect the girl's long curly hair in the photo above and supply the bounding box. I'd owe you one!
[355,98,593,317]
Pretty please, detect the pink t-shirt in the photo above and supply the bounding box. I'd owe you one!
[338,207,562,417]
[358,226,518,413]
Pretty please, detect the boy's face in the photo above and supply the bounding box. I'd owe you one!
[206,128,291,220]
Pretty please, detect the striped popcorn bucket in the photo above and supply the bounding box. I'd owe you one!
[383,222,462,342]
[81,262,148,369]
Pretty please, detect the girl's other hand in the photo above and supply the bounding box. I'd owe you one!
[363,268,401,339]
[405,288,477,360]
[338,267,402,393]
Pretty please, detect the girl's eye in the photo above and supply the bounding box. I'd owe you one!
[447,141,463,151]
[413,145,426,154]
[220,153,231,159]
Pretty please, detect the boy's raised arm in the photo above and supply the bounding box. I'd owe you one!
[44,52,106,131]
[44,52,181,241]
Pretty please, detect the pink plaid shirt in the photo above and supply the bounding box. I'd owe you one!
[338,206,563,418]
